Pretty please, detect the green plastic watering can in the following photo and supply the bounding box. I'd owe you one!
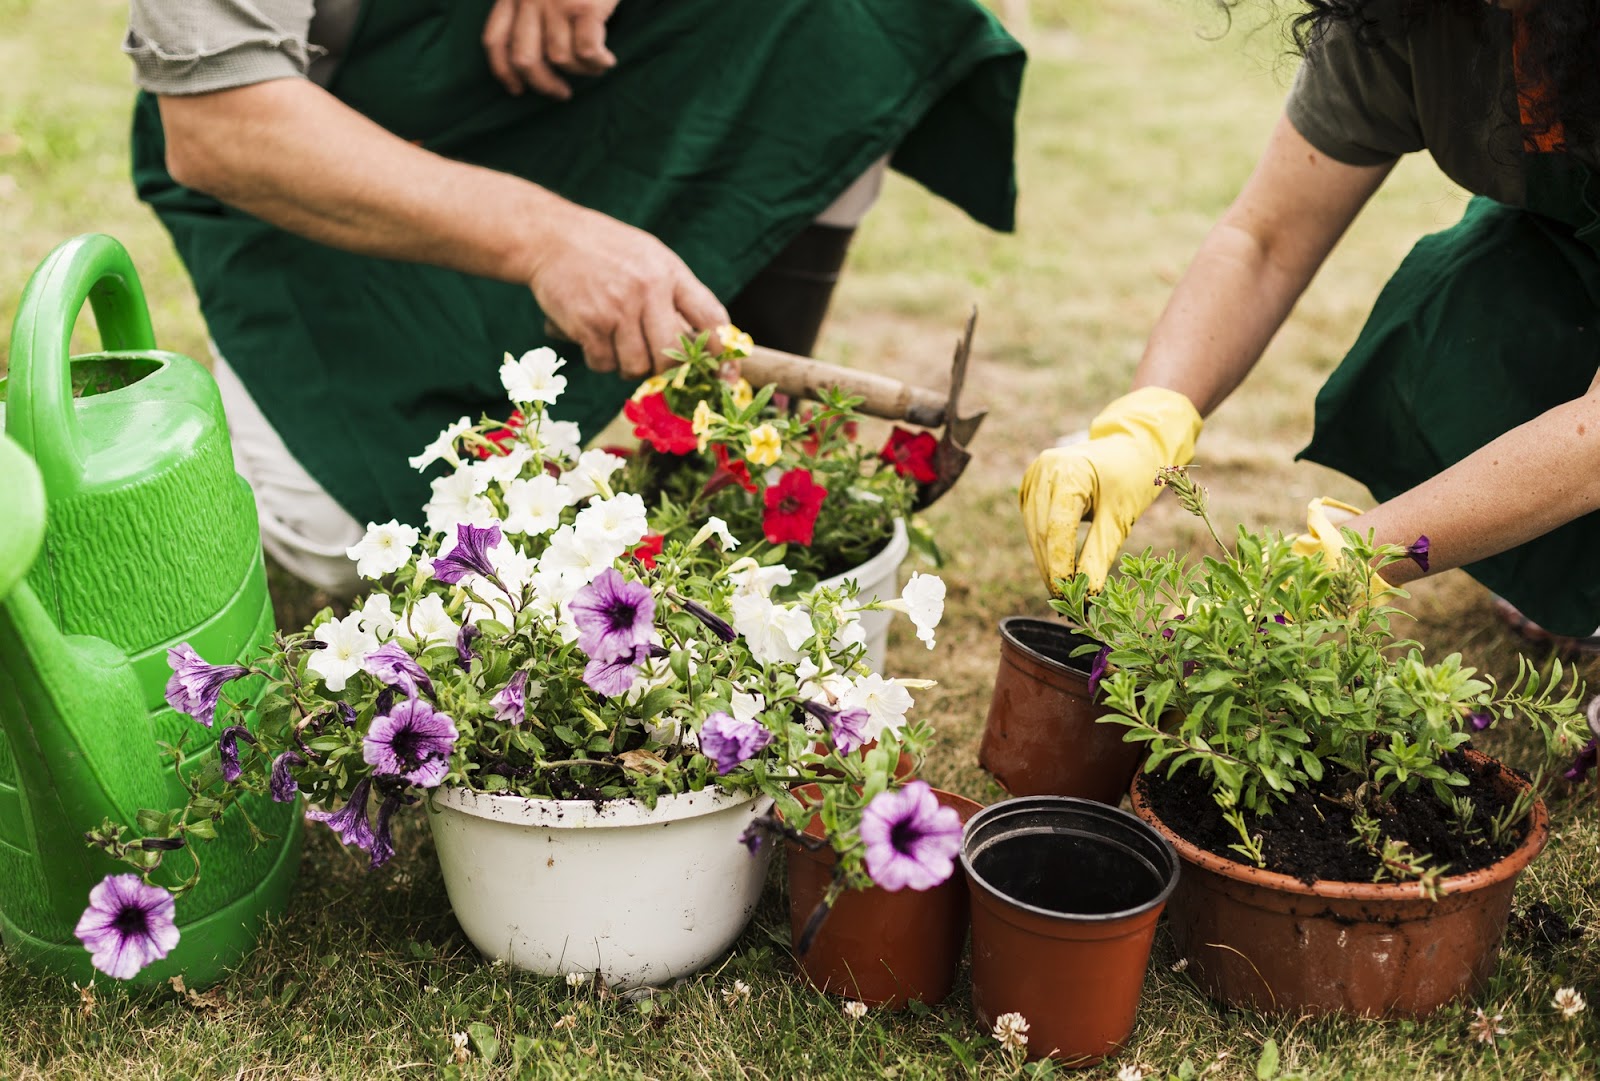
[0,235,302,987]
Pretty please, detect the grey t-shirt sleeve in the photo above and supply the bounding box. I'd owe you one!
[1285,14,1425,166]
[125,0,318,95]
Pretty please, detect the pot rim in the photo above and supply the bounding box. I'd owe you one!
[1128,749,1549,900]
[996,615,1100,679]
[960,796,1180,923]
[431,783,767,828]
[816,516,908,591]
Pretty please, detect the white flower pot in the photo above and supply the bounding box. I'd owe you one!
[819,517,908,674]
[426,784,773,987]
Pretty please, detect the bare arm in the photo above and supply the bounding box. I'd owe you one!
[159,78,725,376]
[1132,113,1394,415]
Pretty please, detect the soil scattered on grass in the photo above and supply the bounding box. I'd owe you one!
[1509,900,1584,952]
[1139,751,1529,885]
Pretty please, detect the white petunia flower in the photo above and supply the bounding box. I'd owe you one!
[502,473,576,537]
[542,524,624,586]
[727,557,793,598]
[730,593,814,666]
[424,470,497,535]
[831,602,866,653]
[500,347,568,405]
[356,592,398,640]
[574,492,649,550]
[491,543,537,596]
[897,573,946,649]
[730,690,766,724]
[688,515,741,551]
[529,567,584,609]
[345,520,420,579]
[526,416,583,461]
[408,416,472,472]
[400,594,458,648]
[306,613,378,692]
[839,673,914,739]
[560,448,626,501]
[475,443,535,487]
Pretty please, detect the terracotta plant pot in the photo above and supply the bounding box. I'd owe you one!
[979,617,1141,802]
[963,796,1179,1065]
[786,784,983,1007]
[1129,750,1549,1016]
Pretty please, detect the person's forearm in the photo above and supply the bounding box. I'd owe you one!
[1348,390,1600,585]
[1131,115,1393,417]
[159,78,570,285]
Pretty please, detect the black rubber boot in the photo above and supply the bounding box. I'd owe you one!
[727,224,855,357]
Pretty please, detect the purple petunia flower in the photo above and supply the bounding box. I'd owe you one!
[1086,646,1111,698]
[1564,738,1598,782]
[699,711,775,774]
[456,624,481,669]
[363,698,458,788]
[1406,535,1430,573]
[858,780,964,892]
[491,670,530,725]
[370,790,405,869]
[1468,711,1493,732]
[801,700,871,755]
[163,644,248,728]
[739,823,765,855]
[363,642,434,699]
[74,873,181,980]
[217,724,255,783]
[337,701,358,727]
[679,598,736,643]
[269,750,305,802]
[571,567,656,662]
[307,777,375,851]
[581,641,665,698]
[430,522,503,585]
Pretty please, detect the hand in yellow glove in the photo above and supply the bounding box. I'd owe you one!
[1289,497,1392,597]
[1019,387,1204,592]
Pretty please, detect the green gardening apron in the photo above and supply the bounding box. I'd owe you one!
[131,0,1024,527]
[1300,142,1600,635]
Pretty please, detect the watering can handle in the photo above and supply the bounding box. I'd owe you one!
[5,235,157,494]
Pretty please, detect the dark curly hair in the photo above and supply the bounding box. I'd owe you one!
[1284,0,1600,150]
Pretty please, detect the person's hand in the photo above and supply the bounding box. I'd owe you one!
[526,203,728,378]
[1288,497,1394,597]
[482,0,621,100]
[1019,387,1203,592]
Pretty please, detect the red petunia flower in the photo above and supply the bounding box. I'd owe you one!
[701,442,759,499]
[631,533,665,570]
[798,407,859,458]
[763,469,829,546]
[474,409,527,459]
[623,393,697,455]
[880,427,939,484]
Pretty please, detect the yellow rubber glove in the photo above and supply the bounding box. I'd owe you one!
[1020,387,1204,592]
[1289,497,1391,597]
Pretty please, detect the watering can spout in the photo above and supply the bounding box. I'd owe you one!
[0,433,167,933]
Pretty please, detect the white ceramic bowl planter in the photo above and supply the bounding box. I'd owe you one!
[818,518,908,674]
[428,785,774,987]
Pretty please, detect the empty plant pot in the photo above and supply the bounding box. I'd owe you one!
[786,784,983,1008]
[979,617,1141,802]
[963,796,1179,1065]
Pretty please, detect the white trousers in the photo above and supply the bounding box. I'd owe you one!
[216,162,888,593]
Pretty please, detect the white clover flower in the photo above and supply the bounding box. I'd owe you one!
[1554,987,1587,1020]
[527,416,583,461]
[840,673,914,739]
[575,492,649,550]
[722,979,752,1007]
[424,470,496,535]
[730,593,814,665]
[689,516,740,551]
[1115,1066,1144,1081]
[727,557,793,597]
[450,1031,471,1064]
[401,594,458,648]
[356,592,398,641]
[842,1000,868,1021]
[408,416,472,472]
[1468,1007,1509,1045]
[346,520,420,579]
[565,970,588,988]
[560,448,626,501]
[500,347,568,405]
[502,473,576,537]
[542,524,624,586]
[306,613,378,692]
[991,1011,1029,1052]
[898,572,946,649]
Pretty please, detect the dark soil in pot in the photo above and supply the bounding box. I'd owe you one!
[1138,750,1526,884]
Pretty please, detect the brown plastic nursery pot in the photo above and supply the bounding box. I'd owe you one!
[1128,750,1549,1017]
[786,784,983,1008]
[979,617,1141,803]
[963,797,1179,1066]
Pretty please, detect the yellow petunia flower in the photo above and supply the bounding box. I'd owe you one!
[692,399,725,451]
[715,324,754,359]
[731,379,754,410]
[746,423,783,467]
[632,374,670,401]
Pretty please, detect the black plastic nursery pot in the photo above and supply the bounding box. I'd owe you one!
[961,797,1179,1066]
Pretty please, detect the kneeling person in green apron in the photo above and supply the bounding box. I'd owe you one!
[1021,0,1600,643]
[125,0,1025,592]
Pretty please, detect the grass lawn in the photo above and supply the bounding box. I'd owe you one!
[4,0,1600,1077]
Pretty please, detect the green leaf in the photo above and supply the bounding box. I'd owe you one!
[1256,1038,1280,1080]
[468,1022,499,1065]
[511,1034,536,1070]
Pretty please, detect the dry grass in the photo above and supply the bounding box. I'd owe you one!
[4,0,1600,1078]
